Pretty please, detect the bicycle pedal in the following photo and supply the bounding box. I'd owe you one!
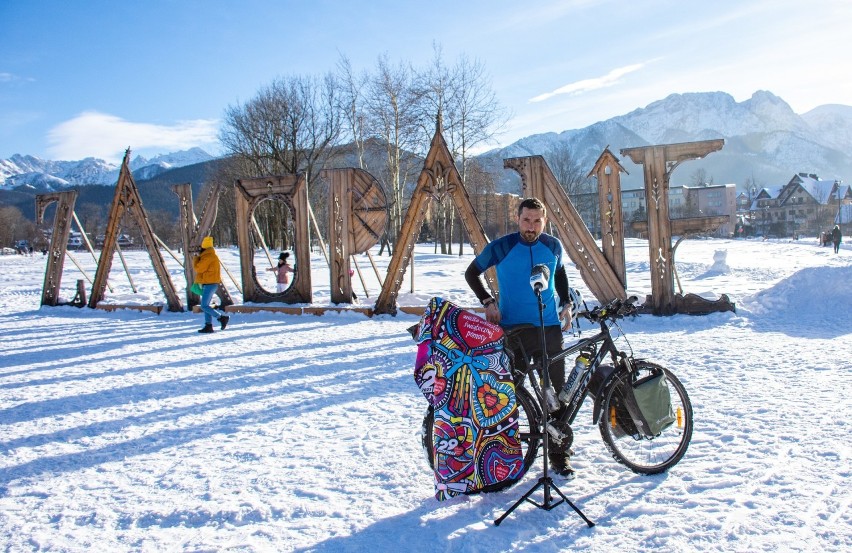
[546,420,571,443]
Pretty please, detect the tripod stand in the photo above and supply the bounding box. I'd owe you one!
[494,273,594,527]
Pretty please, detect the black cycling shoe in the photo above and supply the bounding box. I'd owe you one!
[548,448,576,478]
[551,463,576,478]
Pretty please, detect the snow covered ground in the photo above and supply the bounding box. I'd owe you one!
[1,237,850,552]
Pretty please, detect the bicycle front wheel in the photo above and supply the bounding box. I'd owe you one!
[421,385,541,491]
[599,361,693,474]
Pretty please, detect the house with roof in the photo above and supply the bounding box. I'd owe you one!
[736,185,783,236]
[742,174,845,238]
[837,204,852,229]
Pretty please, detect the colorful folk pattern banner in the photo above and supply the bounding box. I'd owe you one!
[414,297,523,500]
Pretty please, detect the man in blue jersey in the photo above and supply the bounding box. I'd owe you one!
[465,197,575,476]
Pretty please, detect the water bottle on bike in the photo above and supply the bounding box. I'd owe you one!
[542,381,561,413]
[559,349,591,404]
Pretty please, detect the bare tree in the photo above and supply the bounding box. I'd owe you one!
[414,44,454,253]
[207,158,242,247]
[445,53,509,185]
[545,141,597,231]
[335,55,396,255]
[744,174,762,199]
[363,54,421,247]
[145,209,180,248]
[76,202,106,240]
[546,141,587,197]
[415,44,509,254]
[0,205,37,248]
[465,158,499,237]
[220,73,342,180]
[812,181,837,235]
[336,55,370,171]
[690,168,714,187]
[219,73,343,249]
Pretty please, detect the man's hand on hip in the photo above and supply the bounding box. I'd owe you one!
[560,303,574,330]
[484,302,501,324]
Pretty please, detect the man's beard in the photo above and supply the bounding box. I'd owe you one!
[521,230,539,242]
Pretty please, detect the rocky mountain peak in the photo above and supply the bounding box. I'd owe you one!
[0,148,214,189]
[482,90,851,192]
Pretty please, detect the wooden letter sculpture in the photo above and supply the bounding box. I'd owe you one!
[87,150,183,312]
[234,174,312,304]
[320,168,388,305]
[173,181,234,308]
[35,190,79,306]
[374,123,494,315]
[620,140,730,315]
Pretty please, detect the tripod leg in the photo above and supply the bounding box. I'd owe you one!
[494,478,545,526]
[495,295,595,528]
[567,499,595,528]
[546,481,595,527]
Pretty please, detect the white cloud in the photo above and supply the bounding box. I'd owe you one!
[46,111,220,162]
[0,72,34,84]
[529,62,649,103]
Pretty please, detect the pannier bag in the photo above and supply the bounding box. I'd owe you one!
[623,371,676,437]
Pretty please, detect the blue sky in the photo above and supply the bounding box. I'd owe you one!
[1,0,849,163]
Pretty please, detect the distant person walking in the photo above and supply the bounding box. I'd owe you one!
[267,252,294,293]
[831,225,842,254]
[193,236,229,333]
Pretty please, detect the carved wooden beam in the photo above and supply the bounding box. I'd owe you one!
[326,169,354,304]
[589,147,628,289]
[35,190,78,306]
[631,215,731,236]
[504,155,627,304]
[172,182,234,308]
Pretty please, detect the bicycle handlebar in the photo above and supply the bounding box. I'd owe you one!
[578,295,640,324]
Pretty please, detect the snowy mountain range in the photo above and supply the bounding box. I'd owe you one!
[0,147,214,189]
[1,91,850,194]
[480,90,852,191]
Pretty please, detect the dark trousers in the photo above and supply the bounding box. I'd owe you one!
[506,325,566,392]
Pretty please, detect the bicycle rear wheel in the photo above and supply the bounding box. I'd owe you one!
[421,386,541,491]
[599,361,693,474]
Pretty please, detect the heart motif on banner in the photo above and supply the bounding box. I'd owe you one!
[480,443,523,486]
[493,461,512,481]
[472,374,515,426]
[433,376,446,396]
[484,392,499,409]
[457,310,503,347]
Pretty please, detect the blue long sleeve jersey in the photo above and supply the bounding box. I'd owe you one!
[467,232,569,328]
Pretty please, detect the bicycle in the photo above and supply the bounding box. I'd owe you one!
[421,295,693,487]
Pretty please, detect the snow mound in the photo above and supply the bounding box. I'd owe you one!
[741,265,852,316]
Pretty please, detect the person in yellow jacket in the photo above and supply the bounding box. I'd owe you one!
[193,236,229,333]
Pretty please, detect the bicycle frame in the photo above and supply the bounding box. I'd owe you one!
[509,315,628,431]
